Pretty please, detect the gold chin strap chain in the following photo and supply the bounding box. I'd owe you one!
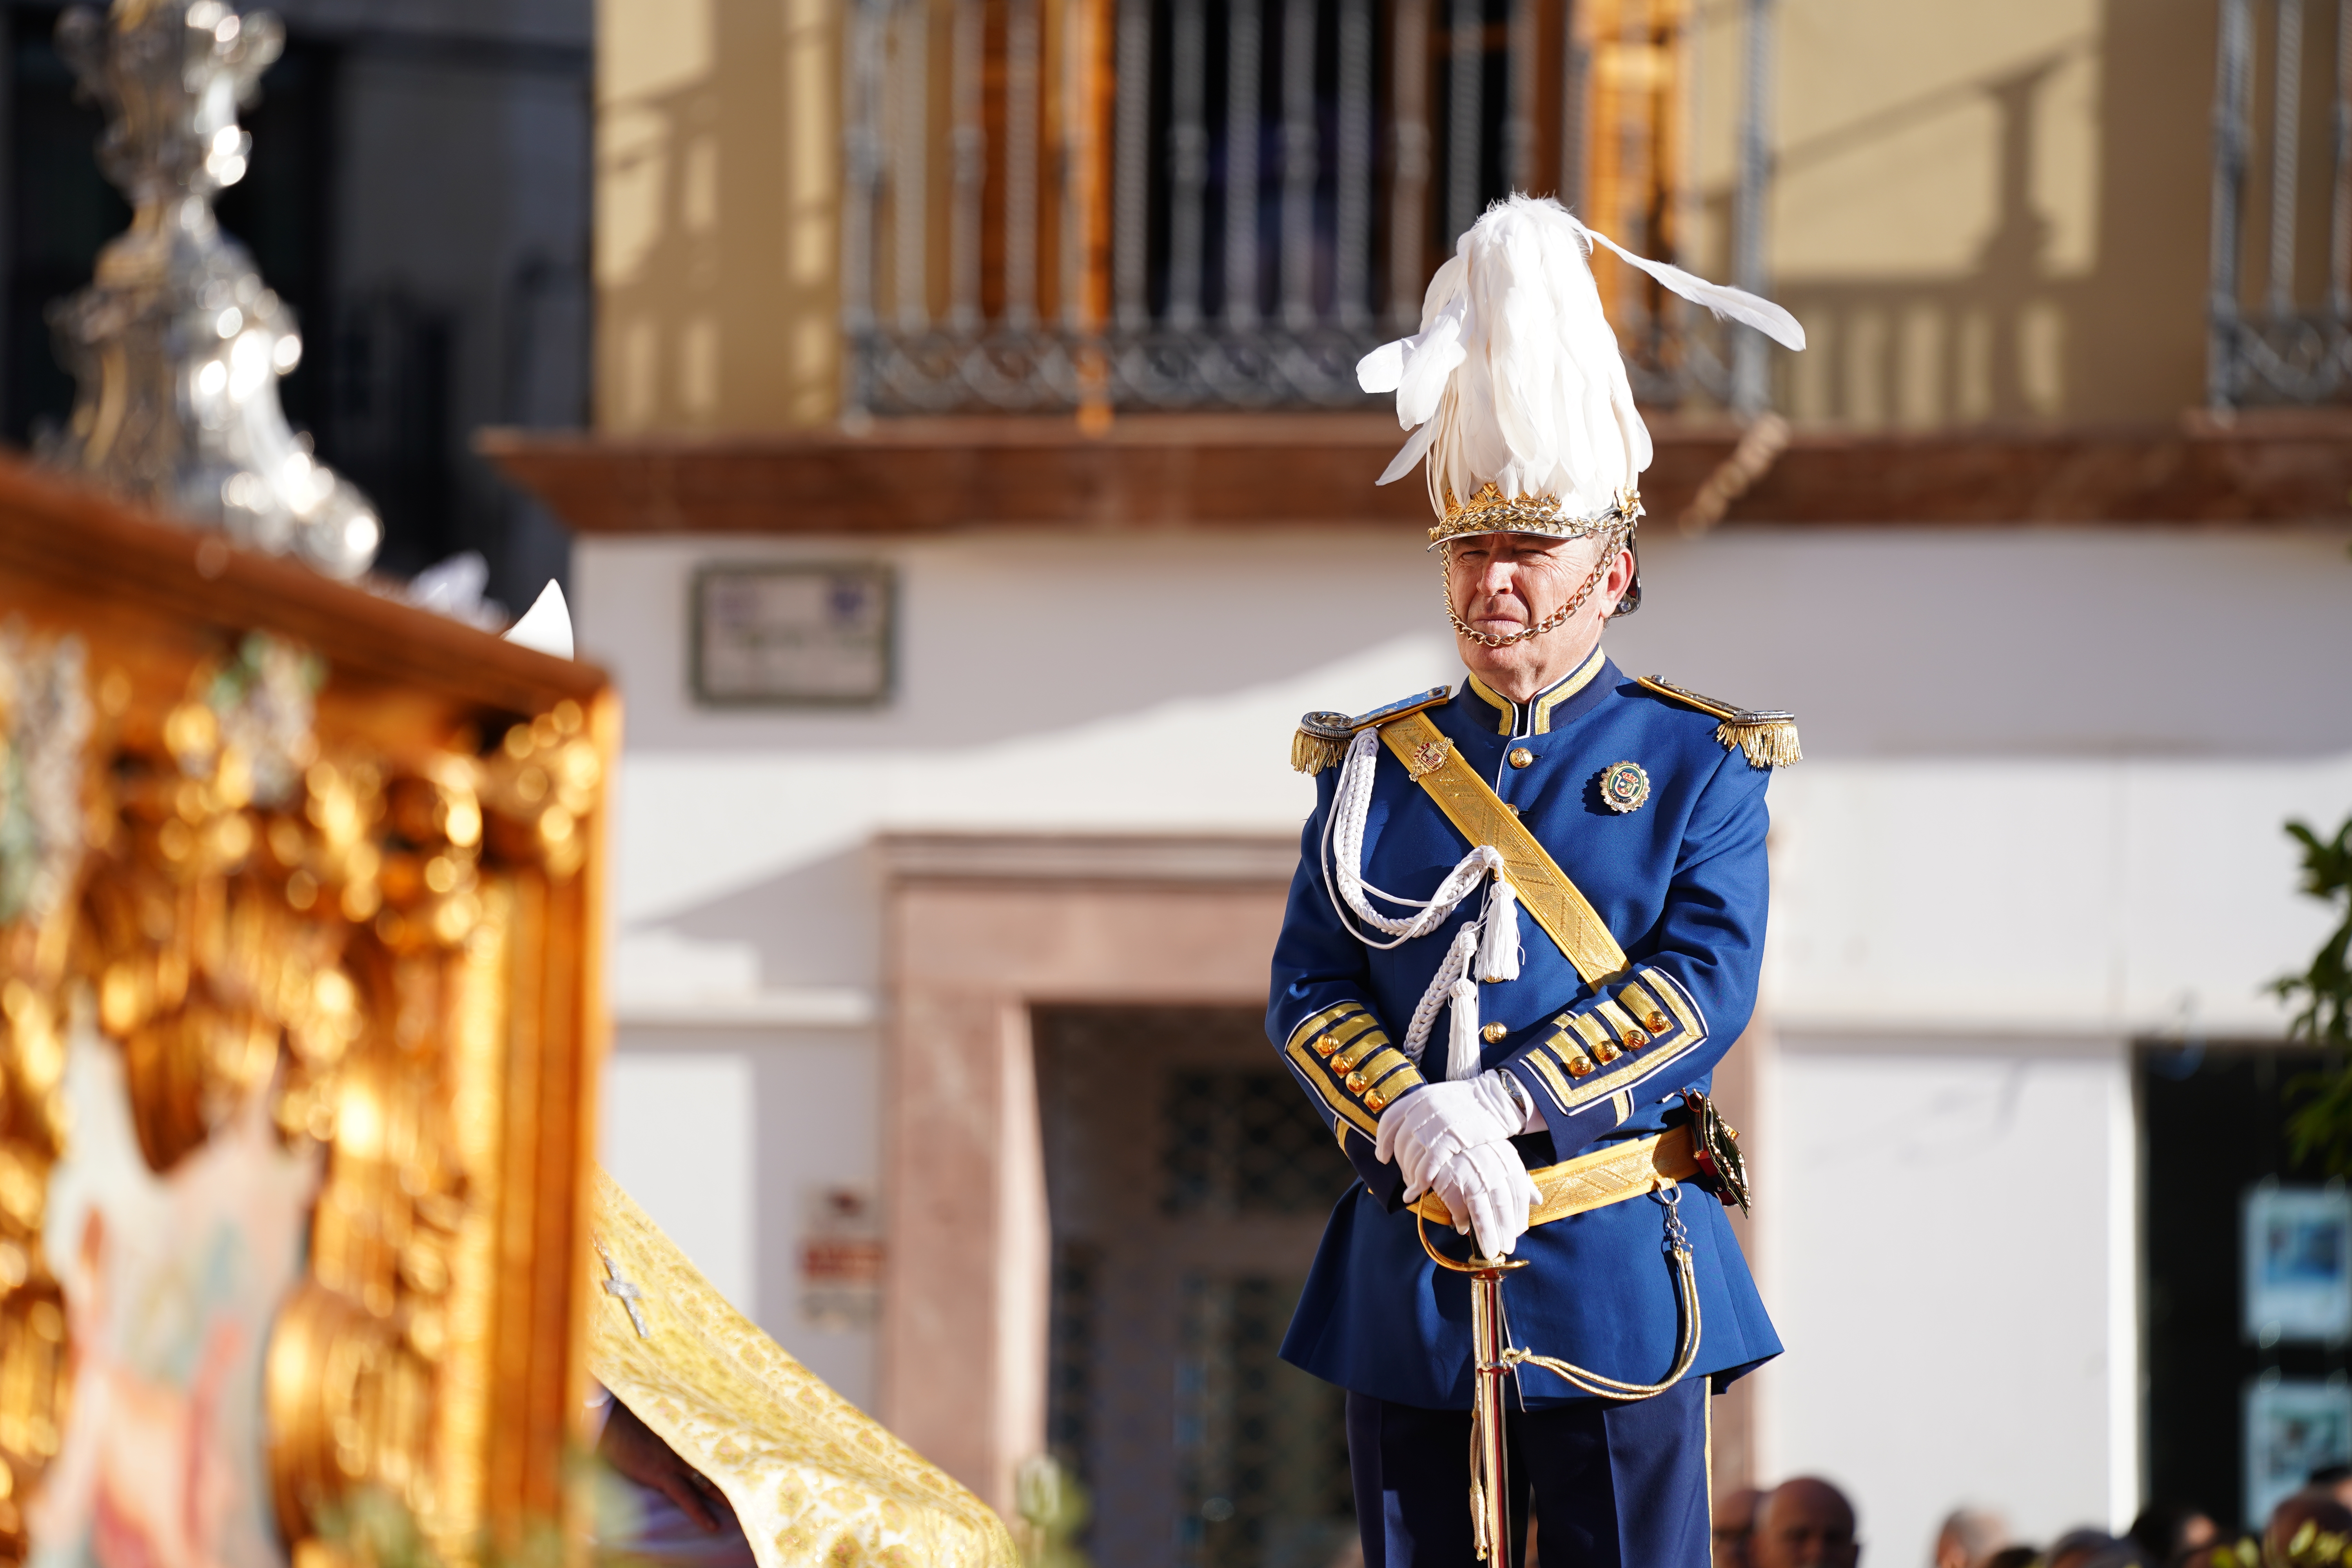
[1440,529,1627,649]
[1417,1185,1703,1563]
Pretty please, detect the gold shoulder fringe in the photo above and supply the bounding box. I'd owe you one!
[1292,729,1349,776]
[1636,675,1802,770]
[1714,718,1803,769]
[1288,687,1452,775]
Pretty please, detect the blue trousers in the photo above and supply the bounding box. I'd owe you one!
[1345,1379,1711,1568]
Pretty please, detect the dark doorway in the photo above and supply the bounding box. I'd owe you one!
[1036,1004,1359,1568]
[2141,1040,2351,1532]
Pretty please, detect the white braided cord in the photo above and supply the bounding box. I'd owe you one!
[1320,729,1510,1069]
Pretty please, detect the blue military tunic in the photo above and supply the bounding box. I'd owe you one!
[1267,645,1784,1410]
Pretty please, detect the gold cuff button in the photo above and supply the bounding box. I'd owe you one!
[1345,1071,1367,1093]
[1480,1022,1507,1044]
[1565,1055,1595,1077]
[1592,1041,1621,1064]
[1508,747,1534,768]
[1644,1013,1671,1034]
[1622,1029,1649,1050]
[1314,1033,1341,1056]
[1365,1088,1390,1111]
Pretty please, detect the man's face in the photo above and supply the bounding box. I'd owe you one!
[1714,1488,1765,1568]
[1751,1481,1860,1568]
[1444,532,1597,641]
[1442,530,1630,699]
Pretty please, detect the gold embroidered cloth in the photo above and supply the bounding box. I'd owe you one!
[1377,711,1628,984]
[586,1171,1017,1568]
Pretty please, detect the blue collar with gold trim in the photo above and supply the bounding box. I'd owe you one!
[1461,644,1610,737]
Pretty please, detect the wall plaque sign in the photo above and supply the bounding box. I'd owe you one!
[692,563,894,707]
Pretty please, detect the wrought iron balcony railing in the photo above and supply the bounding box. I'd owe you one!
[840,0,1781,417]
[2209,0,2352,407]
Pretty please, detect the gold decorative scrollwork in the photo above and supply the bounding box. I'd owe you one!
[0,621,604,1565]
[0,625,90,1556]
[251,695,597,1556]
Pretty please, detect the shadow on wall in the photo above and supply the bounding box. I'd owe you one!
[621,844,885,995]
[1754,0,2221,425]
[597,0,839,432]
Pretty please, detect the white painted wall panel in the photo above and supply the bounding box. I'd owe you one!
[602,1052,758,1319]
[1760,1037,2131,1565]
[603,1032,882,1410]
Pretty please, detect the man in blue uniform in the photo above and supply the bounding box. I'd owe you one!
[1267,196,1807,1568]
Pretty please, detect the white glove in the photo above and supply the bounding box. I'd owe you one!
[1428,1141,1542,1259]
[1374,1071,1537,1202]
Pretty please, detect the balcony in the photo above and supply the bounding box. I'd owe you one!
[496,1,2352,536]
[2207,0,2352,407]
[838,0,1779,416]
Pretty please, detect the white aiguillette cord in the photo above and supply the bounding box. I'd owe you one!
[1321,730,1523,1078]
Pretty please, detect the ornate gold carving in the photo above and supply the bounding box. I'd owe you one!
[10,625,606,1563]
[0,626,89,1553]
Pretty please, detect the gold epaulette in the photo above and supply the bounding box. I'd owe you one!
[1636,675,1802,769]
[1290,686,1451,775]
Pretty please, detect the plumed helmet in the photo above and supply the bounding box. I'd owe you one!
[1357,196,1804,562]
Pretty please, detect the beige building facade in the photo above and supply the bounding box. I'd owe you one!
[505,1,2352,1562]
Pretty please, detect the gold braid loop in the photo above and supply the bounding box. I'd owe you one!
[1440,530,1626,649]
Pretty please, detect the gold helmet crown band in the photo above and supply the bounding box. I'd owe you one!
[1427,483,1644,549]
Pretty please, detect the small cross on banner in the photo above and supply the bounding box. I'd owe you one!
[598,1243,652,1338]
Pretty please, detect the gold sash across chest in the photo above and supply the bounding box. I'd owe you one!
[1376,711,1628,985]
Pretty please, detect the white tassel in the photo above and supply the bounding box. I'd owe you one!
[1477,877,1521,983]
[1403,926,1478,1064]
[1446,975,1483,1082]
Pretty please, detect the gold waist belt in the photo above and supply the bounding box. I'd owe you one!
[1410,1125,1700,1230]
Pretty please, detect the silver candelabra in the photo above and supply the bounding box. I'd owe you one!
[43,0,380,580]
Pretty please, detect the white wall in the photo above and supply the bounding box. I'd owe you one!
[1758,1033,2136,1564]
[576,523,2352,1528]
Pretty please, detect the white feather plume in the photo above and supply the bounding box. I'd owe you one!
[1357,196,1804,519]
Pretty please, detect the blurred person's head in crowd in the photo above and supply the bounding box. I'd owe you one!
[2268,1489,2352,1563]
[2127,1501,2217,1566]
[1982,1551,2038,1568]
[2308,1464,2352,1511]
[1934,1506,2007,1568]
[1751,1477,1860,1568]
[1716,1487,1766,1568]
[2043,1529,2130,1568]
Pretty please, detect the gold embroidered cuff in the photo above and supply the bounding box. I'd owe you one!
[1283,1000,1394,1136]
[1363,1066,1421,1113]
[1524,1048,1574,1105]
[1617,978,1675,1039]
[1332,1029,1390,1073]
[1564,1010,1612,1053]
[1347,1048,1409,1094]
[1593,997,1645,1053]
[1526,968,1712,1114]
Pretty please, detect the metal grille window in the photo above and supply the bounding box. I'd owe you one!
[1165,1069,1355,1216]
[842,0,1782,415]
[2209,0,2352,406]
[1036,1006,1358,1568]
[1176,1273,1354,1568]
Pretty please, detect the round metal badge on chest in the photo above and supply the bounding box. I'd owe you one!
[1599,760,1652,814]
